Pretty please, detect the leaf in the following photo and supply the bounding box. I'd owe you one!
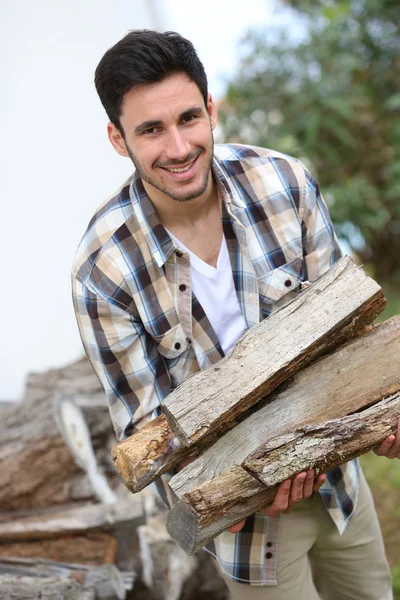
[384,94,400,111]
[321,95,357,120]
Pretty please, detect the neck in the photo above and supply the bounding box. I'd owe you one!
[143,173,218,227]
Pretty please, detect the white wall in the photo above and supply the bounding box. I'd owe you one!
[0,0,164,399]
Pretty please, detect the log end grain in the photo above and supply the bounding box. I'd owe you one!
[111,415,182,493]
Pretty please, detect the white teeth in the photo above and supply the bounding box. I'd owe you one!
[167,162,193,173]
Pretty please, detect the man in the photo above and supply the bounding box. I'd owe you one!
[72,30,399,599]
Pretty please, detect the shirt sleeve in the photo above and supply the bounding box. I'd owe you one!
[301,171,343,282]
[72,276,171,442]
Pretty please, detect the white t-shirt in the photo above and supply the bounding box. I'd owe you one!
[166,231,248,355]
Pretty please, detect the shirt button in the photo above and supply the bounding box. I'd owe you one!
[179,284,187,292]
[284,279,292,287]
[265,552,273,559]
[174,342,181,350]
[266,542,272,548]
[176,251,183,258]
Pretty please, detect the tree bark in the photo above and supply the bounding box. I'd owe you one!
[0,391,116,512]
[166,393,400,554]
[0,574,93,600]
[0,560,127,600]
[0,532,118,566]
[163,256,384,447]
[0,498,144,542]
[169,316,400,501]
[243,394,400,486]
[112,257,385,492]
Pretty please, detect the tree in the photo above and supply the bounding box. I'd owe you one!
[219,0,400,288]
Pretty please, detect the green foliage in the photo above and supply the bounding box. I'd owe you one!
[219,0,400,285]
[390,565,400,598]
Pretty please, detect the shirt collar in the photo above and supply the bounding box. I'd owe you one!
[129,173,175,268]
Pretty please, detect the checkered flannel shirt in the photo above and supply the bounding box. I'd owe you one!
[72,144,360,586]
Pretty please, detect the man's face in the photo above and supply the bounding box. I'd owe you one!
[108,74,217,203]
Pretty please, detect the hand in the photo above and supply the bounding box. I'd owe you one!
[374,418,400,459]
[228,470,326,534]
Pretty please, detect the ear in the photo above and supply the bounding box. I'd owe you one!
[107,122,130,157]
[207,93,217,130]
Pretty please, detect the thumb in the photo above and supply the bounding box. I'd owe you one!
[228,518,246,533]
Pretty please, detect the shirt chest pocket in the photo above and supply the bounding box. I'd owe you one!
[153,323,199,388]
[258,257,304,315]
[153,323,191,360]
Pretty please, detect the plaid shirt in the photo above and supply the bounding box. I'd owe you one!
[72,144,359,586]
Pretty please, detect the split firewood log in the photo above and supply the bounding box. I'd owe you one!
[165,317,400,554]
[162,256,384,446]
[112,257,385,493]
[0,558,127,600]
[167,394,400,554]
[0,497,144,542]
[169,316,400,501]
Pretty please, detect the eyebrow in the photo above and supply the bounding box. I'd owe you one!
[134,106,204,135]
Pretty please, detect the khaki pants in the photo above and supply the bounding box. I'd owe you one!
[220,470,393,600]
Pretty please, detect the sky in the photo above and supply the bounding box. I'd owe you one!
[159,0,301,98]
[0,0,301,401]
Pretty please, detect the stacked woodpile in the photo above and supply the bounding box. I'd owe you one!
[111,257,400,555]
[0,360,229,599]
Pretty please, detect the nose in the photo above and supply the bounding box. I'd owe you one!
[165,127,191,162]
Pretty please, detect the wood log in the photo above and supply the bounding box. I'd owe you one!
[24,357,106,407]
[0,498,144,542]
[111,415,222,493]
[0,574,93,600]
[166,393,400,554]
[137,514,196,600]
[163,256,384,446]
[54,395,117,504]
[82,564,127,600]
[112,258,385,492]
[0,559,127,599]
[169,316,400,501]
[111,415,184,494]
[0,532,118,565]
[0,391,117,512]
[243,394,400,485]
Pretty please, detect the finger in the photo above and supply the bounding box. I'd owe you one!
[288,472,307,506]
[313,473,327,492]
[263,480,291,517]
[302,470,315,498]
[228,519,246,534]
[385,419,400,459]
[374,435,395,457]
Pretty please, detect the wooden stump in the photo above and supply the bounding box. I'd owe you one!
[0,392,116,512]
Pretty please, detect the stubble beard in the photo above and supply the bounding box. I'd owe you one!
[125,136,214,203]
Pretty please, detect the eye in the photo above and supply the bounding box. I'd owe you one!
[182,115,197,124]
[142,127,160,136]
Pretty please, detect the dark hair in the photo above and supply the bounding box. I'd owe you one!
[94,29,208,133]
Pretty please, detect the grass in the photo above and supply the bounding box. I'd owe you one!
[360,452,400,598]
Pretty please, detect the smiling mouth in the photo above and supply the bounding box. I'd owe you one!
[165,163,194,173]
[160,154,200,174]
